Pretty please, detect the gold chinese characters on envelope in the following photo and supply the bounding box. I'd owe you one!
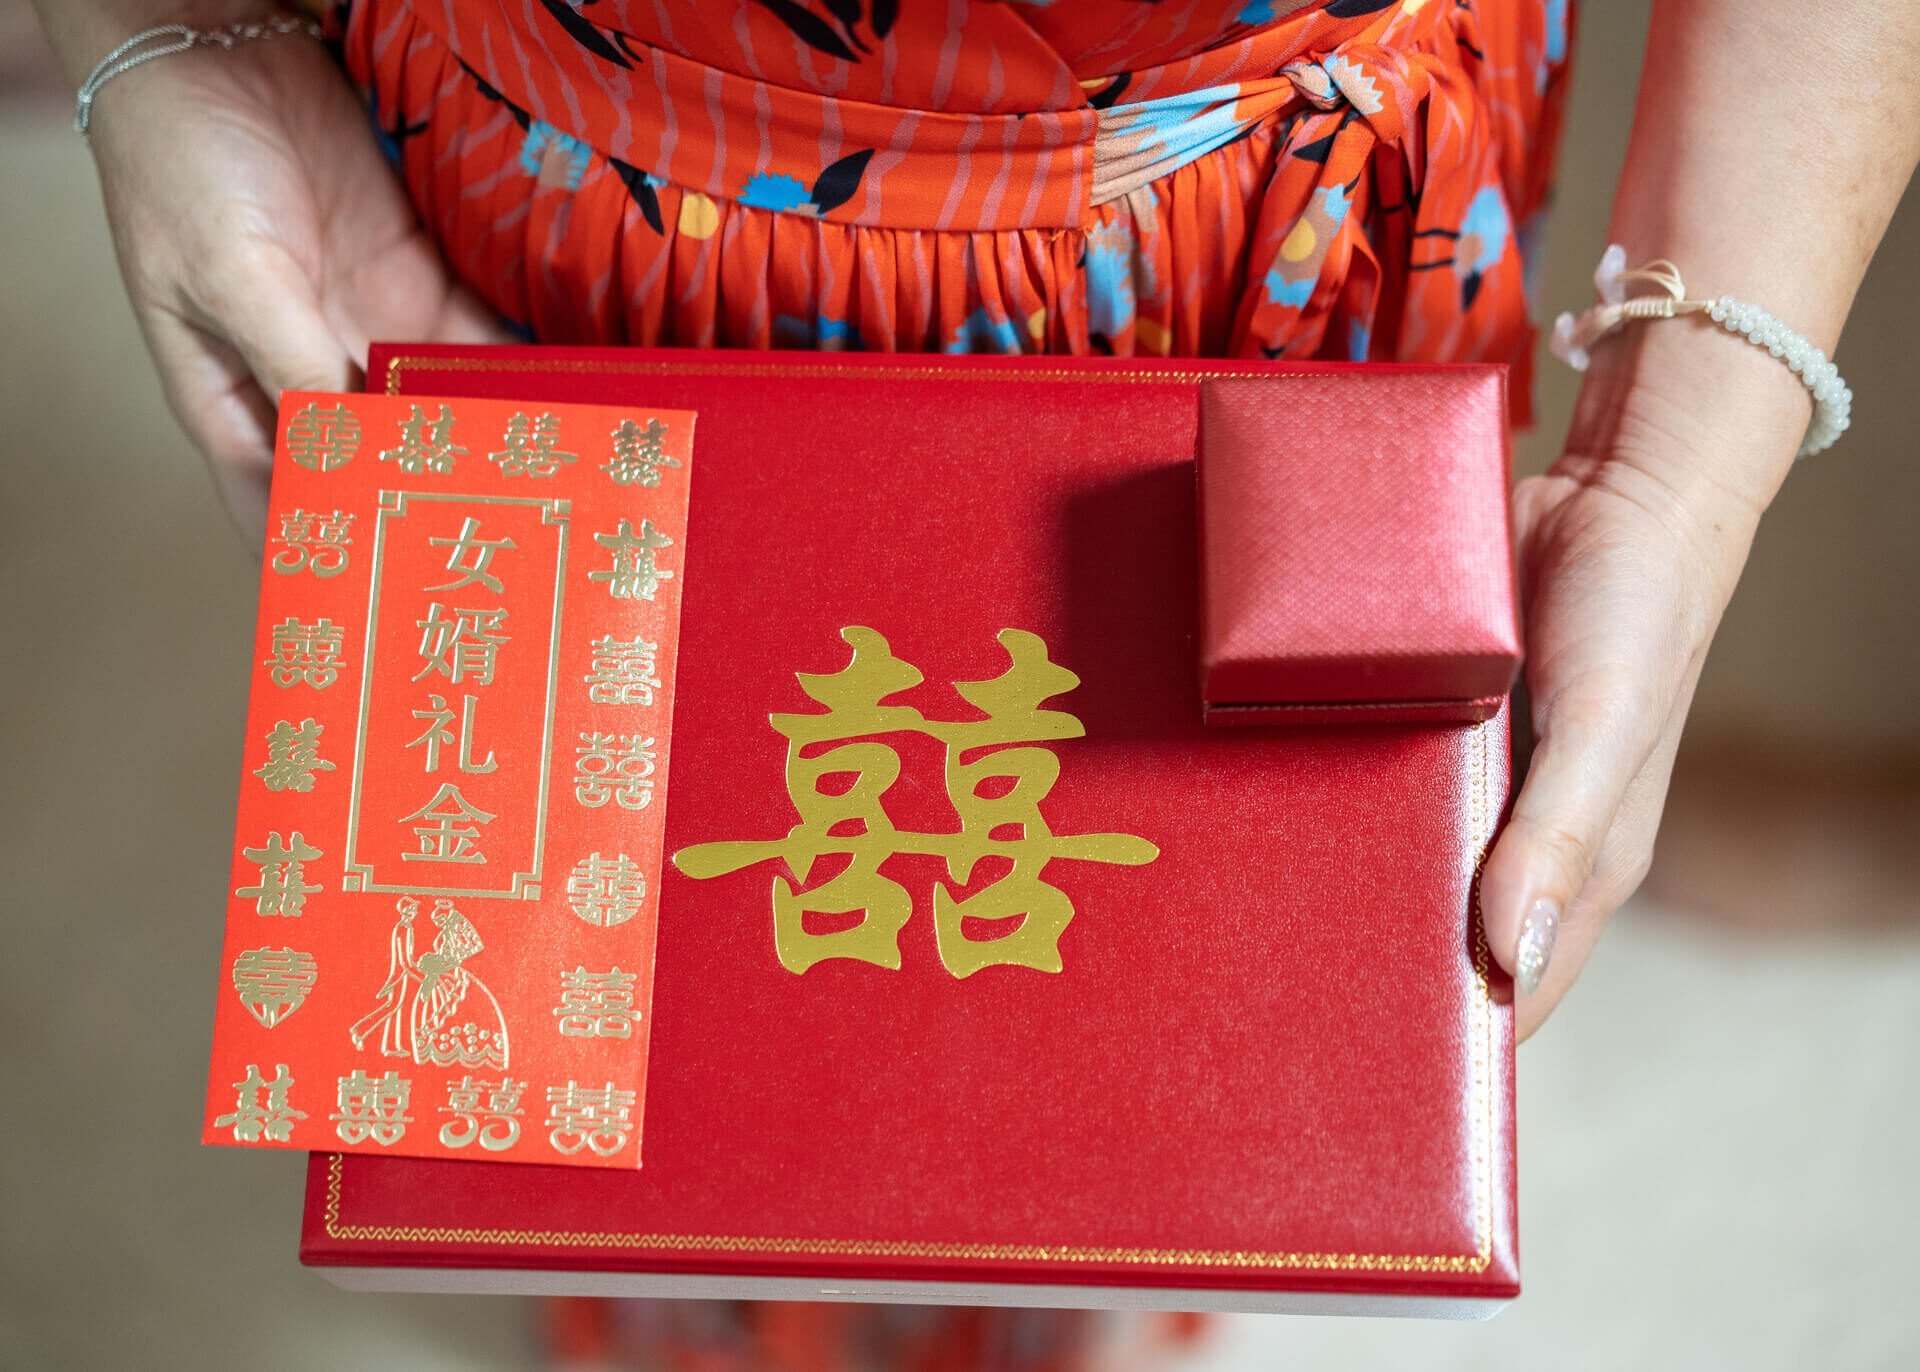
[202,391,694,1169]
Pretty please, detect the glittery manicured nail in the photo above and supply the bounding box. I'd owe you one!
[1515,899,1559,995]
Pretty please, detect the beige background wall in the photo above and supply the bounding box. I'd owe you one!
[1516,14,1919,755]
[2,2,1915,1369]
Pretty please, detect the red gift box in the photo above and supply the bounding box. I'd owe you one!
[298,346,1518,1317]
[1198,368,1521,726]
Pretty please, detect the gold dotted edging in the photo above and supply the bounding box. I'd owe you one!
[325,1149,1494,1273]
[382,355,1308,393]
[325,355,1501,1276]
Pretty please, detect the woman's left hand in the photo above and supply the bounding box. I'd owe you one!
[1478,326,1807,1038]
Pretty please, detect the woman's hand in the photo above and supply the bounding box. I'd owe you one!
[78,23,508,541]
[1479,323,1808,1039]
[1486,0,1920,1038]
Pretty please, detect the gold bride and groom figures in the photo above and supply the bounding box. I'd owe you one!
[350,896,510,1070]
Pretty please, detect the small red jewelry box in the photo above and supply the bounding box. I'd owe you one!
[1198,367,1521,725]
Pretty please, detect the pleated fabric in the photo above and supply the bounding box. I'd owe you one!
[343,0,1570,418]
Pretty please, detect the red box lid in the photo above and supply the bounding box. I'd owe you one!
[1198,369,1520,724]
[298,346,1518,1311]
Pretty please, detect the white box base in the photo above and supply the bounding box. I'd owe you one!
[317,1265,1508,1320]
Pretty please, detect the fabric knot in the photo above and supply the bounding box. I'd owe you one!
[1092,46,1442,210]
[1281,53,1384,114]
[1280,46,1432,147]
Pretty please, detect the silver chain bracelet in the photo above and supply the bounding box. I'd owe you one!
[75,14,324,137]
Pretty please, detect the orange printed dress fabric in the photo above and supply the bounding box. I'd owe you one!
[204,391,693,1170]
[342,0,1572,418]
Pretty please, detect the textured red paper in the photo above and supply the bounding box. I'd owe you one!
[204,390,695,1169]
[302,347,1518,1305]
[1198,369,1521,724]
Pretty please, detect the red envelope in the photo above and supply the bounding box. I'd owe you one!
[299,346,1518,1316]
[205,390,695,1170]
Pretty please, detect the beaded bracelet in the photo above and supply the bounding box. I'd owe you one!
[1550,245,1852,460]
[74,14,323,137]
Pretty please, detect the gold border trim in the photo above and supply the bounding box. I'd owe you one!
[383,355,1309,393]
[323,354,1501,1278]
[324,1147,1490,1273]
[342,490,571,898]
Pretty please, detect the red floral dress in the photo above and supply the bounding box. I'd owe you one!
[344,0,1571,419]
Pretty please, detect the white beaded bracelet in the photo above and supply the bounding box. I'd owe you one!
[74,14,323,137]
[1550,245,1852,460]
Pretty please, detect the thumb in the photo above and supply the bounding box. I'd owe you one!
[1480,676,1658,1009]
[433,281,522,347]
[158,255,353,545]
[215,254,356,400]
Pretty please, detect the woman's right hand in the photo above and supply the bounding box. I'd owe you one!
[76,20,509,542]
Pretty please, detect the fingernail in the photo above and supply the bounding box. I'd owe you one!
[1515,899,1559,995]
